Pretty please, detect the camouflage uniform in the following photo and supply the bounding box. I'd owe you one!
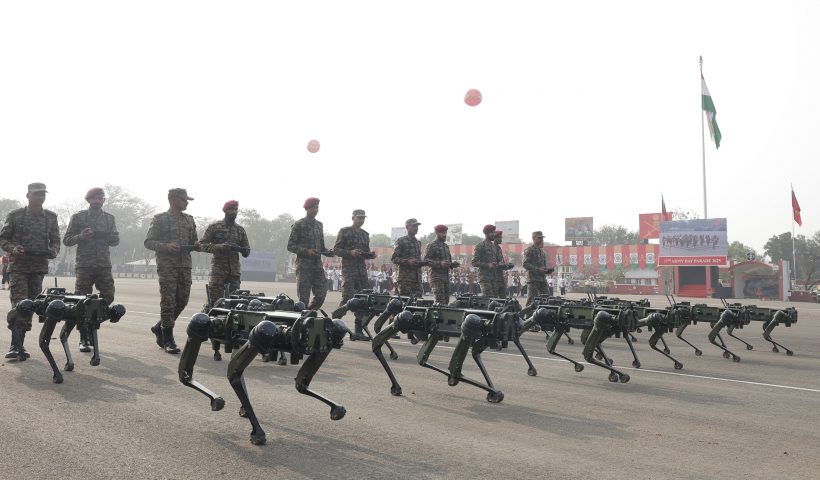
[424,238,453,304]
[287,217,327,309]
[333,226,371,305]
[523,243,548,308]
[144,211,198,328]
[0,207,60,309]
[493,243,507,298]
[471,239,498,297]
[199,220,250,306]
[63,208,119,304]
[391,235,422,295]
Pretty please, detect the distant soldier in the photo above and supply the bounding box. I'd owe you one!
[0,183,60,359]
[144,188,199,354]
[424,224,458,305]
[471,224,499,296]
[391,218,423,296]
[493,229,508,298]
[287,197,332,310]
[63,187,120,352]
[199,200,250,307]
[333,209,373,340]
[522,231,553,315]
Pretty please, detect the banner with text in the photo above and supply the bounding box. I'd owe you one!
[565,217,593,242]
[495,220,520,243]
[658,218,727,266]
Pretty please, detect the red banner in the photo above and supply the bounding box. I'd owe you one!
[639,213,669,239]
[657,256,727,266]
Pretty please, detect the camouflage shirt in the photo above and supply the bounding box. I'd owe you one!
[471,240,497,282]
[143,211,198,269]
[287,217,326,269]
[63,209,119,269]
[199,220,250,276]
[424,239,453,278]
[523,243,547,283]
[391,235,421,283]
[333,226,370,269]
[0,207,60,274]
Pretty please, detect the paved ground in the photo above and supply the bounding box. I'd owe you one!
[1,278,818,479]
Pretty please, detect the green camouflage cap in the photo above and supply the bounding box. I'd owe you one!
[352,209,367,217]
[532,231,545,238]
[168,188,194,201]
[405,218,421,226]
[27,182,48,193]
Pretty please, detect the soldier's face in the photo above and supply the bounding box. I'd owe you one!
[27,191,46,207]
[353,216,365,228]
[225,207,238,222]
[88,195,105,210]
[436,231,447,242]
[534,237,544,246]
[406,224,419,236]
[172,196,188,211]
[306,205,319,218]
[494,236,502,245]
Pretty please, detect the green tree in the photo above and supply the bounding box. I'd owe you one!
[0,198,23,225]
[592,224,639,245]
[103,184,159,264]
[728,241,758,263]
[461,233,483,246]
[370,233,392,247]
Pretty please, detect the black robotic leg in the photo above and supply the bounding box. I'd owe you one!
[39,314,63,384]
[546,327,585,372]
[708,321,740,362]
[89,325,101,366]
[371,323,404,396]
[763,311,794,355]
[446,335,504,401]
[294,350,346,421]
[226,342,266,445]
[726,326,754,351]
[582,324,629,383]
[648,329,683,369]
[178,315,226,412]
[623,330,642,368]
[675,321,702,356]
[512,337,537,376]
[59,318,77,372]
[470,346,504,403]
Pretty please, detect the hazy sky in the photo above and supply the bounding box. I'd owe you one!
[1,1,817,252]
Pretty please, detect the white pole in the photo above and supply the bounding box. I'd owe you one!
[700,56,708,219]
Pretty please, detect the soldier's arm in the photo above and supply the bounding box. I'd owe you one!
[63,213,82,247]
[390,239,405,265]
[471,244,485,268]
[0,214,15,253]
[198,223,218,254]
[332,229,349,258]
[108,215,120,247]
[190,218,199,244]
[522,248,536,272]
[143,216,166,252]
[239,226,250,257]
[47,213,60,258]
[286,224,302,255]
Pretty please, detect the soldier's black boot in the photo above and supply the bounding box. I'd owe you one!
[79,327,92,353]
[4,342,18,359]
[19,331,29,360]
[161,327,181,354]
[350,318,367,341]
[150,322,163,348]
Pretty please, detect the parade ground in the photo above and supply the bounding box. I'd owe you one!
[1,277,818,480]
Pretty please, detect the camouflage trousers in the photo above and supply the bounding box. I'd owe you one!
[430,274,450,305]
[74,267,115,305]
[526,281,548,308]
[8,271,45,308]
[494,274,507,298]
[397,277,422,296]
[297,266,327,310]
[157,267,192,328]
[340,266,368,306]
[208,273,241,307]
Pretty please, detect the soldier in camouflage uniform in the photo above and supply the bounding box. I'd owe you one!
[287,197,332,310]
[332,209,373,339]
[522,231,551,315]
[391,218,423,296]
[493,230,508,298]
[63,187,120,352]
[144,188,199,354]
[471,224,499,297]
[0,183,61,359]
[424,224,458,305]
[199,200,250,307]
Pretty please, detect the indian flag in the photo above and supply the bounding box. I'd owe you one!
[701,74,722,149]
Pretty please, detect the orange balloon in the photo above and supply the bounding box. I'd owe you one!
[464,89,482,106]
[307,139,320,153]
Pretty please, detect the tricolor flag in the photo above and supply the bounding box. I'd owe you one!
[792,188,802,226]
[702,74,722,149]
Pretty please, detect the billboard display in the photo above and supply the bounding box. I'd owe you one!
[495,220,520,243]
[659,218,728,266]
[565,217,593,242]
[445,223,463,245]
[639,212,672,240]
[240,251,277,281]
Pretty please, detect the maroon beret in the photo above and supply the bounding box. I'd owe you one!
[85,187,105,200]
[494,230,503,237]
[223,200,239,212]
[303,197,320,209]
[482,224,496,235]
[434,224,448,233]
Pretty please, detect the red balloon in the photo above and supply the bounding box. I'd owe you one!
[464,89,482,106]
[307,139,320,153]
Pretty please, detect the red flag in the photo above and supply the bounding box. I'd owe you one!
[792,189,802,226]
[661,195,672,221]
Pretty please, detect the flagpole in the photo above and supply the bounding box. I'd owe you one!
[791,183,797,287]
[700,56,708,219]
